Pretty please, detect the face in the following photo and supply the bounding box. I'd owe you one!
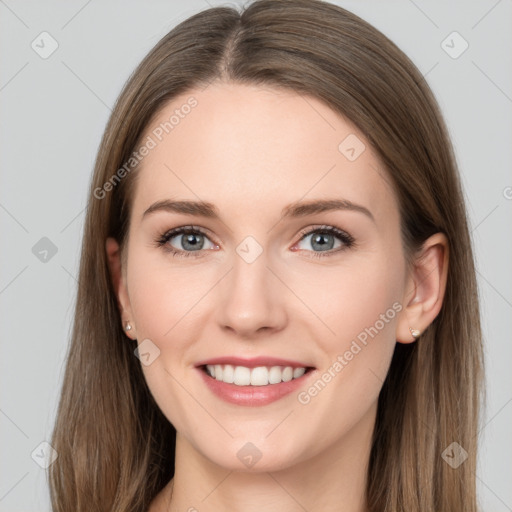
[114,82,413,472]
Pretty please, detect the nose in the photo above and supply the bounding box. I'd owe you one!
[215,249,288,339]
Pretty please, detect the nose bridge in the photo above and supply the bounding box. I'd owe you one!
[215,239,287,336]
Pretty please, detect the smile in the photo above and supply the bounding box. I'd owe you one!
[205,364,307,386]
[195,357,316,406]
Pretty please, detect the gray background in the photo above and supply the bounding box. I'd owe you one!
[1,1,511,510]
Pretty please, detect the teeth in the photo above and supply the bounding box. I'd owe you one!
[222,364,234,383]
[233,366,251,386]
[250,366,268,386]
[268,366,282,384]
[293,367,306,379]
[282,366,293,382]
[205,364,307,386]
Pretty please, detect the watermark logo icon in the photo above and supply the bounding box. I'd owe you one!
[338,134,366,162]
[31,441,58,469]
[32,237,58,263]
[236,236,263,264]
[441,32,469,59]
[237,442,263,468]
[31,32,59,59]
[441,441,468,468]
[134,338,161,366]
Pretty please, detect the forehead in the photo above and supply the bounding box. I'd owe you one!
[131,82,398,226]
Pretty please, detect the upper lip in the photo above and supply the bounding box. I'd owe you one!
[195,356,313,369]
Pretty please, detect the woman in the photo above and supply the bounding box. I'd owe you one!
[48,1,484,510]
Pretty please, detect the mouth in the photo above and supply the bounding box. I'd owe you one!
[194,357,316,406]
[201,364,314,386]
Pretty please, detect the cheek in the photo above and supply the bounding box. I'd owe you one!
[287,262,403,452]
[126,251,220,432]
[127,250,219,345]
[291,255,404,352]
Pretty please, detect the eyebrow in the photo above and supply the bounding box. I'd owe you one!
[141,198,375,223]
[281,198,374,222]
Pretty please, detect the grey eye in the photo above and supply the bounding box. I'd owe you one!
[297,232,343,252]
[169,232,215,252]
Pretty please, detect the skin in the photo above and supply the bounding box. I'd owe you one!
[106,82,448,512]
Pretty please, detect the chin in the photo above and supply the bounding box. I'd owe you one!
[194,436,308,474]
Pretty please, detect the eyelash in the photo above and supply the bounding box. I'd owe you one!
[155,225,355,259]
[155,225,216,259]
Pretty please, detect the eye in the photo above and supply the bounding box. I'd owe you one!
[156,226,218,257]
[293,225,355,257]
[155,224,355,259]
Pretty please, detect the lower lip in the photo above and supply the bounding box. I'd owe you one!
[197,367,314,406]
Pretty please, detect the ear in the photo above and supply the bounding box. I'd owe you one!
[396,232,449,344]
[106,237,136,339]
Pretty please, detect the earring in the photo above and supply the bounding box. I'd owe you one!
[409,327,420,339]
[124,322,132,332]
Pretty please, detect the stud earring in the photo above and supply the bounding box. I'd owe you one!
[124,322,132,332]
[409,327,420,339]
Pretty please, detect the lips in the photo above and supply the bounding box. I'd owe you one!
[195,356,312,369]
[195,356,316,406]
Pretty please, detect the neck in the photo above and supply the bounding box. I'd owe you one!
[152,404,376,512]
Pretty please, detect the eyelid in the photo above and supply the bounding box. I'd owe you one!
[294,224,355,244]
[159,225,217,243]
[156,224,355,258]
[291,224,355,255]
[156,225,219,257]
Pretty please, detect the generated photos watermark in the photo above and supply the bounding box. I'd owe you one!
[93,96,198,200]
[297,301,403,405]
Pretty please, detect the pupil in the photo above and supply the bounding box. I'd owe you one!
[312,233,334,251]
[183,233,203,251]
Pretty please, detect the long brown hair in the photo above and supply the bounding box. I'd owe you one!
[49,1,484,510]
